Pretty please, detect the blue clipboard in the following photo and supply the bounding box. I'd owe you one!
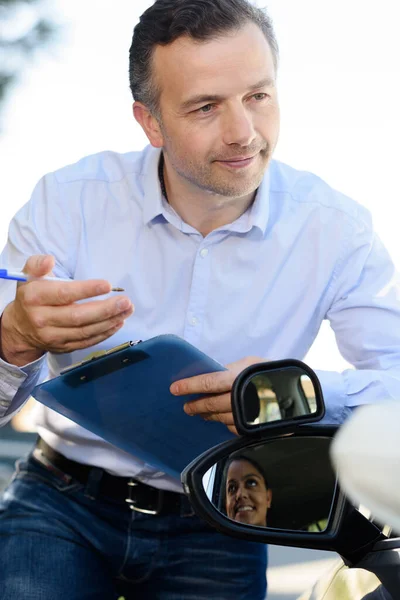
[32,334,234,480]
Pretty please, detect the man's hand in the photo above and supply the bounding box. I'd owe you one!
[0,254,134,366]
[170,356,265,435]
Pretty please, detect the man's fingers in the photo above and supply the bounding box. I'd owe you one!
[22,254,55,278]
[35,311,130,347]
[227,425,239,436]
[30,297,134,329]
[198,411,236,426]
[171,357,266,397]
[29,317,128,354]
[171,370,234,396]
[21,278,118,306]
[183,393,232,416]
[60,322,126,354]
[20,255,114,304]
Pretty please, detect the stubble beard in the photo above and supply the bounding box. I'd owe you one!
[166,145,271,200]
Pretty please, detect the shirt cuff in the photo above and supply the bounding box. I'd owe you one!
[0,354,46,419]
[314,369,352,425]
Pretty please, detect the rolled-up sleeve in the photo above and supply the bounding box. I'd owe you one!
[316,208,400,424]
[0,354,47,425]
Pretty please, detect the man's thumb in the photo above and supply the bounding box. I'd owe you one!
[23,255,55,278]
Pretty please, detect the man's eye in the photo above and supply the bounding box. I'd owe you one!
[253,93,267,101]
[198,104,214,114]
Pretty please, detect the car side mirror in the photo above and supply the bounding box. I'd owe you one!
[181,426,384,562]
[231,359,325,435]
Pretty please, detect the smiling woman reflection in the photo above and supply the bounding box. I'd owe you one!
[225,455,272,527]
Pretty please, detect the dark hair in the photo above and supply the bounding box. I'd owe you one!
[129,0,279,115]
[224,453,270,490]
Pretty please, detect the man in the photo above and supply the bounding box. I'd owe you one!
[0,0,400,598]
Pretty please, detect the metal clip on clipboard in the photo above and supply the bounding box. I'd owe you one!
[60,340,144,385]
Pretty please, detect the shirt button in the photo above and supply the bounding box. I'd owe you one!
[200,248,209,258]
[0,400,9,407]
[190,317,199,326]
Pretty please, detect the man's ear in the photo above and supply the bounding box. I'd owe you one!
[133,102,164,148]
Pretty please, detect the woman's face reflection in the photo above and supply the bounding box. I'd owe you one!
[225,459,272,527]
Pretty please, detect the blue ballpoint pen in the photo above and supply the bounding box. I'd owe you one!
[0,269,124,292]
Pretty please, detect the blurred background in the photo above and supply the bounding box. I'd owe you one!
[0,1,399,597]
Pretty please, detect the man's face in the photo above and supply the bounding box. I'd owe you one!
[225,459,272,527]
[150,22,280,199]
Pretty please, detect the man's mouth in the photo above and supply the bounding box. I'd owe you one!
[215,154,258,169]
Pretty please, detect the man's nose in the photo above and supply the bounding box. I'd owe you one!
[222,106,256,147]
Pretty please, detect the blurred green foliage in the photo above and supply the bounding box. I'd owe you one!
[0,0,56,106]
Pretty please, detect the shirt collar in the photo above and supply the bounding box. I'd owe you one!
[142,147,165,225]
[226,170,270,235]
[142,146,270,235]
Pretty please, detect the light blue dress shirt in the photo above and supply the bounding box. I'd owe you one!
[1,145,400,490]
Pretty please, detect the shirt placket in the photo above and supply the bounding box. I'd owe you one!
[183,242,213,346]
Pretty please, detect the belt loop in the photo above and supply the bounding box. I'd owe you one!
[84,467,104,500]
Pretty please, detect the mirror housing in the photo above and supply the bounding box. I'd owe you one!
[181,426,384,564]
[231,359,325,436]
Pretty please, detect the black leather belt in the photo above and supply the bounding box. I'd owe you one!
[33,437,191,516]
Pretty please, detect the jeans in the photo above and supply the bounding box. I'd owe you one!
[0,452,267,599]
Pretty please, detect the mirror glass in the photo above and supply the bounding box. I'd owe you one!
[242,367,318,426]
[202,437,336,531]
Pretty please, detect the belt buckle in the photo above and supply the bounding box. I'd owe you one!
[125,479,164,515]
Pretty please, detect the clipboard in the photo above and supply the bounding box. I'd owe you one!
[32,334,234,480]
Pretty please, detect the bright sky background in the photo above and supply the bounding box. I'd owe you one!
[1,0,399,372]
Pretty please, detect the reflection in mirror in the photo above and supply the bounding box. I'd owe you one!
[242,367,317,426]
[202,437,336,532]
